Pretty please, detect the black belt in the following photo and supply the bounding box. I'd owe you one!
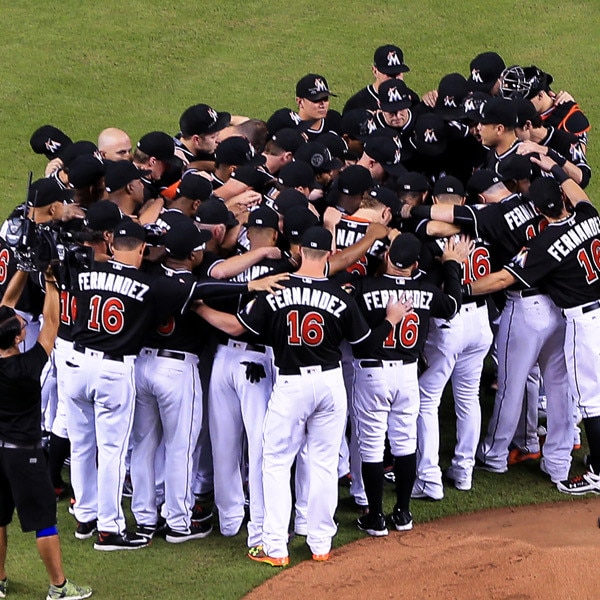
[359,359,417,368]
[156,349,186,361]
[582,300,600,315]
[279,363,339,376]
[512,287,541,298]
[73,342,124,362]
[0,439,42,450]
[462,297,486,307]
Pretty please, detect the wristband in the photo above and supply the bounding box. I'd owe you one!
[410,205,432,220]
[547,148,567,167]
[550,165,569,184]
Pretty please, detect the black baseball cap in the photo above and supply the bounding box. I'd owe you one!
[273,188,309,214]
[410,113,448,157]
[433,176,465,197]
[30,125,72,159]
[466,169,502,197]
[295,74,337,101]
[105,160,150,192]
[179,103,231,136]
[388,233,421,268]
[315,132,349,161]
[278,162,316,189]
[283,206,319,242]
[467,52,506,93]
[246,206,279,230]
[215,136,265,167]
[68,154,106,189]
[395,171,430,193]
[340,108,379,142]
[478,97,518,127]
[137,131,175,161]
[529,177,563,215]
[85,200,125,231]
[230,165,277,193]
[513,97,539,127]
[27,177,71,207]
[113,220,146,242]
[301,226,332,251]
[369,186,400,214]
[374,44,409,75]
[337,165,373,195]
[59,140,99,167]
[270,128,306,153]
[434,73,469,119]
[266,108,303,135]
[461,91,491,122]
[294,142,342,173]
[176,170,213,201]
[363,135,406,176]
[378,79,412,112]
[497,154,533,181]
[194,198,238,228]
[164,218,212,258]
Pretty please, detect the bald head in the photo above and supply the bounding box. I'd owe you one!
[98,128,132,162]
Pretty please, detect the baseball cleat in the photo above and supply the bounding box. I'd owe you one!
[247,545,289,567]
[136,524,158,539]
[556,469,600,496]
[165,521,212,543]
[191,502,213,524]
[312,552,330,562]
[94,531,150,551]
[475,458,507,474]
[390,508,413,531]
[74,519,97,540]
[357,512,389,537]
[0,577,6,599]
[507,448,541,466]
[46,578,92,600]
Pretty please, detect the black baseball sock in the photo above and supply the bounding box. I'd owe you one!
[582,416,600,473]
[48,433,70,489]
[394,453,416,512]
[361,461,384,515]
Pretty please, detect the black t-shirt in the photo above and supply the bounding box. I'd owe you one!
[0,342,48,444]
[237,273,371,370]
[506,202,600,308]
[351,264,462,361]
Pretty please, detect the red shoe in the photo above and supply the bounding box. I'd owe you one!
[508,448,541,466]
[312,552,330,562]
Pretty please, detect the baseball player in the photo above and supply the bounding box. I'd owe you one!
[412,177,493,497]
[199,226,372,564]
[466,168,600,494]
[351,233,466,535]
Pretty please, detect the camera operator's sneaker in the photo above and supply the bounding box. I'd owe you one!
[0,577,7,599]
[557,468,600,496]
[94,531,149,551]
[46,579,92,600]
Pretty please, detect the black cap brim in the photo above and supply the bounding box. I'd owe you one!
[377,64,410,75]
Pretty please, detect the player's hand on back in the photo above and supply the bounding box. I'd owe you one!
[442,235,474,264]
[365,222,389,239]
[529,153,556,173]
[385,293,413,326]
[248,272,289,294]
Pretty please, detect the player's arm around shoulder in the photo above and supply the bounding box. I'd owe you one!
[434,236,473,319]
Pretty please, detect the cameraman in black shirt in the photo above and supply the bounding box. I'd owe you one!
[0,268,92,600]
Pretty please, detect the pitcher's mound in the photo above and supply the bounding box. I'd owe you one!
[246,499,600,600]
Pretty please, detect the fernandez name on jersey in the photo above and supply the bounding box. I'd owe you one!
[265,284,348,318]
[78,270,150,302]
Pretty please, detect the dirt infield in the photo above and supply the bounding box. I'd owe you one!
[246,498,600,600]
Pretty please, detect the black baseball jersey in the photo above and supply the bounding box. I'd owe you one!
[351,262,462,361]
[71,260,252,355]
[237,273,370,370]
[484,140,522,173]
[142,267,208,354]
[505,202,600,308]
[373,110,418,148]
[342,85,420,114]
[333,214,388,278]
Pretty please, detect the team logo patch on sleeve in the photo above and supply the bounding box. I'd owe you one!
[510,246,529,268]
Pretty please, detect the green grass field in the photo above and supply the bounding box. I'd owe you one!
[0,1,599,598]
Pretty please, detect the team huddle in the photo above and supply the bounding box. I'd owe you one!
[1,43,598,579]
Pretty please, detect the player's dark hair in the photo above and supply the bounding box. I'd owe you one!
[0,306,22,350]
[112,236,144,251]
[397,191,423,204]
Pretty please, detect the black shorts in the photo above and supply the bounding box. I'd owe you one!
[0,447,56,532]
